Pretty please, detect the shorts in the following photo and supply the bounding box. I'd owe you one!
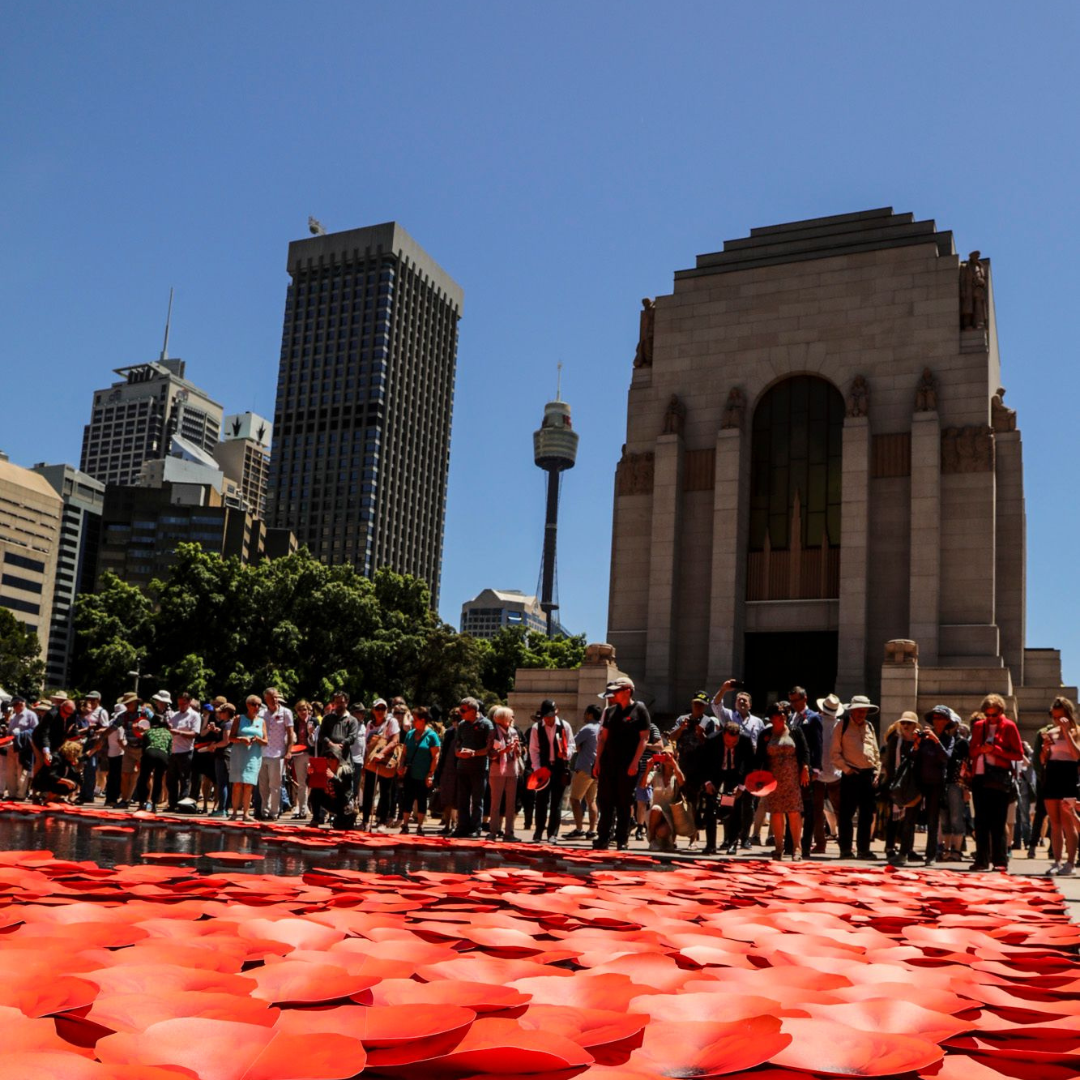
[1043,759,1080,801]
[570,770,597,803]
[635,783,653,805]
[402,774,429,815]
[121,748,143,775]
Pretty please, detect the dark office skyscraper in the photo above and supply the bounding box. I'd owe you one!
[267,223,463,605]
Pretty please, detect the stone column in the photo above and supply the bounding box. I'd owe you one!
[995,430,1025,682]
[837,416,870,696]
[644,432,683,711]
[707,427,744,689]
[909,411,941,664]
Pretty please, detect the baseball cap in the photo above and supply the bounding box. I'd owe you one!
[600,676,635,698]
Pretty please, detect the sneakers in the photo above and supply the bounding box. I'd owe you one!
[564,829,585,840]
[1046,862,1062,876]
[856,851,878,861]
[1059,862,1076,876]
[585,830,597,840]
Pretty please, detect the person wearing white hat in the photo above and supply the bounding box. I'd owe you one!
[813,694,845,853]
[830,695,881,859]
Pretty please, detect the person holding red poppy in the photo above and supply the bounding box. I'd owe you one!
[968,694,1024,871]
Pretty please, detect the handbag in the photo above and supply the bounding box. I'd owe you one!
[981,763,1018,803]
[889,755,922,808]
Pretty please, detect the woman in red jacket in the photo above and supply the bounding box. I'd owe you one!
[968,694,1024,871]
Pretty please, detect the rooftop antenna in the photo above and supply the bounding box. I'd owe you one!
[555,361,563,401]
[159,287,174,361]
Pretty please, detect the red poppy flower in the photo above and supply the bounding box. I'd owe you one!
[631,1015,791,1077]
[770,1017,943,1076]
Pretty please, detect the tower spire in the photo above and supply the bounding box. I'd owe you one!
[556,361,563,402]
[160,287,174,362]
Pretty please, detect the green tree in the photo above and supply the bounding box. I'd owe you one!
[475,627,587,701]
[0,608,46,698]
[73,572,155,702]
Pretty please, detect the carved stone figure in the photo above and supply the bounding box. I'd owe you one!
[941,425,995,473]
[662,394,686,436]
[633,298,656,368]
[846,375,870,418]
[914,367,937,412]
[720,387,745,430]
[616,449,655,496]
[959,251,988,330]
[991,386,1017,433]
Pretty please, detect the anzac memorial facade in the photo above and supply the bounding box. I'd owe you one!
[607,208,1074,730]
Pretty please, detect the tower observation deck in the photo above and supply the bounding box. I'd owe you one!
[533,392,578,635]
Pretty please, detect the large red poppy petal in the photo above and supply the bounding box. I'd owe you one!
[414,1017,594,1074]
[0,1054,184,1080]
[771,1017,943,1076]
[88,991,278,1033]
[799,1000,972,1043]
[248,961,378,1004]
[273,1003,476,1047]
[95,1017,275,1080]
[237,918,345,953]
[0,1005,95,1058]
[371,978,531,1013]
[518,1005,648,1049]
[244,1032,367,1080]
[635,1016,791,1077]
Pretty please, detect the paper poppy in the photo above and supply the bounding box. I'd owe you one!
[249,960,380,1004]
[632,1015,792,1077]
[96,1017,366,1080]
[371,978,532,1014]
[527,767,551,792]
[770,1017,944,1076]
[744,770,777,797]
[399,1017,593,1074]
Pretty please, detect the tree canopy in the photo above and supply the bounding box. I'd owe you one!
[0,608,47,699]
[72,545,585,708]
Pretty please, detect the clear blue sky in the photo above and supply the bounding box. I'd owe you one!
[4,4,1079,685]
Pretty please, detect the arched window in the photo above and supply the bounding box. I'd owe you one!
[749,376,844,552]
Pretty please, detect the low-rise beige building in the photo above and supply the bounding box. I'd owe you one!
[0,455,63,659]
[607,208,1074,732]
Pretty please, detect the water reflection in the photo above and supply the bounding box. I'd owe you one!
[0,812,634,879]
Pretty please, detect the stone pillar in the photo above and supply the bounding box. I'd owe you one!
[707,427,743,689]
[880,639,919,721]
[837,416,870,696]
[995,429,1025,683]
[644,432,683,711]
[909,411,941,664]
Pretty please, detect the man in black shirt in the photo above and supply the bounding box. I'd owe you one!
[592,677,651,851]
[453,697,494,837]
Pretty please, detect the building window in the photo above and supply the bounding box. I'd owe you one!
[749,375,844,551]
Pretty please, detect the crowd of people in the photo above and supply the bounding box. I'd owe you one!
[1,675,1078,873]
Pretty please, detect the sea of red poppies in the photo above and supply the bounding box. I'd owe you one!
[0,802,1077,1080]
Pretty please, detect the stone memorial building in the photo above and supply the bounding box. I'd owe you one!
[607,208,1074,730]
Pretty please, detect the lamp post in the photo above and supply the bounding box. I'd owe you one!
[126,667,153,697]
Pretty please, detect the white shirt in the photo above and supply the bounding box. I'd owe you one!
[260,705,295,760]
[86,705,110,730]
[170,707,201,753]
[529,718,576,772]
